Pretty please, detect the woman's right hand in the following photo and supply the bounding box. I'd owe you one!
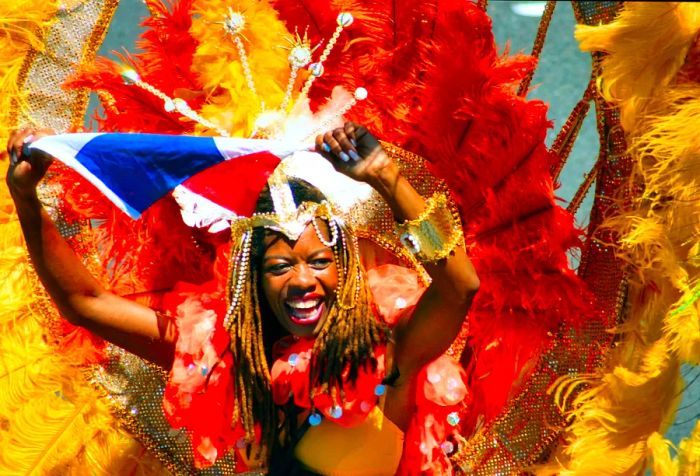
[5,127,55,200]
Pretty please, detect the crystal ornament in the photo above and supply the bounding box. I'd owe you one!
[283,28,316,69]
[120,68,140,84]
[280,28,320,111]
[447,411,460,426]
[223,7,246,36]
[354,87,368,101]
[309,62,324,77]
[337,12,354,27]
[330,405,343,419]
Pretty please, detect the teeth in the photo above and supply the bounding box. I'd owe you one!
[287,300,320,310]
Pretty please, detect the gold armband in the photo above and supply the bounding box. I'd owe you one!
[395,193,464,263]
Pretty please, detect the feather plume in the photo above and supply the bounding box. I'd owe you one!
[551,3,700,473]
[0,0,58,141]
[575,2,700,131]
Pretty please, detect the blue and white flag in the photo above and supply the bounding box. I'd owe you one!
[29,133,302,219]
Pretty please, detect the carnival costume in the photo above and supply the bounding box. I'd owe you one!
[1,1,699,475]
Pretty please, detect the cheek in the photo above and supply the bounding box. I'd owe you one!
[261,275,282,308]
[321,263,340,292]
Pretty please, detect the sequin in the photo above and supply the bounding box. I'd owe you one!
[447,412,460,426]
[288,353,299,366]
[330,405,343,419]
[308,412,322,426]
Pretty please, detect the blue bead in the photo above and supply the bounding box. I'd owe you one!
[309,413,322,426]
[288,353,299,366]
[330,405,343,419]
[200,365,208,376]
[447,411,460,426]
[374,384,386,396]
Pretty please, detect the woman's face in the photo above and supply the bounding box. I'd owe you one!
[261,221,339,338]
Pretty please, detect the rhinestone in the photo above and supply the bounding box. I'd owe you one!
[447,412,460,426]
[337,12,354,27]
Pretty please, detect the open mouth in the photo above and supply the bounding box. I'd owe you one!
[285,299,324,326]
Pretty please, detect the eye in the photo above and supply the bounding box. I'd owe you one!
[310,258,333,270]
[265,262,291,275]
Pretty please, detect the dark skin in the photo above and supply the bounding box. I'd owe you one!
[5,122,479,432]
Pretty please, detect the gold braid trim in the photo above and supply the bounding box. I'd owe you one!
[395,193,464,264]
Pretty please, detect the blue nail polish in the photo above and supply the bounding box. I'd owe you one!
[350,138,357,147]
[349,150,360,161]
[322,143,331,152]
[339,151,350,162]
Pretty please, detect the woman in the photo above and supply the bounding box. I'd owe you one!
[5,121,479,473]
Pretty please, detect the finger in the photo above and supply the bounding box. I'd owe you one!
[7,128,26,156]
[10,132,29,161]
[315,134,324,153]
[344,122,358,147]
[315,133,333,156]
[10,128,35,160]
[323,131,350,163]
[332,128,360,162]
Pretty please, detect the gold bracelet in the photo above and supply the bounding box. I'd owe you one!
[395,193,464,263]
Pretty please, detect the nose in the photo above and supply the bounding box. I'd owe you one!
[288,263,316,291]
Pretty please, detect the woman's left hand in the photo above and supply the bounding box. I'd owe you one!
[315,122,398,189]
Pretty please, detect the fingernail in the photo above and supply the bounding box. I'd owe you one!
[349,150,361,161]
[21,143,30,158]
[350,139,356,147]
[10,151,17,166]
[339,151,350,162]
[22,134,35,144]
[322,142,331,152]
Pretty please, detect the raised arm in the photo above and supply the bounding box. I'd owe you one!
[5,128,176,368]
[315,122,479,377]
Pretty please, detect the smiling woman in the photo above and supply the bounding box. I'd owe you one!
[5,120,478,473]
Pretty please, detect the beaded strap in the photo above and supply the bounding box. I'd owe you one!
[395,193,464,263]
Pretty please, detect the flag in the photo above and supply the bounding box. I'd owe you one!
[29,133,302,219]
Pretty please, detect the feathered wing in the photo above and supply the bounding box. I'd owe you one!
[0,2,170,474]
[542,3,700,474]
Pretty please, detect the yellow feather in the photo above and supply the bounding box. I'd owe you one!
[548,4,700,474]
[190,0,297,137]
[0,0,59,141]
[575,2,700,131]
[647,432,678,475]
[678,420,700,474]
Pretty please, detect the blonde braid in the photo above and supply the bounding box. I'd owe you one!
[311,223,387,393]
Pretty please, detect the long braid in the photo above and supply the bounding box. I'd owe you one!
[310,222,387,395]
[228,236,276,459]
